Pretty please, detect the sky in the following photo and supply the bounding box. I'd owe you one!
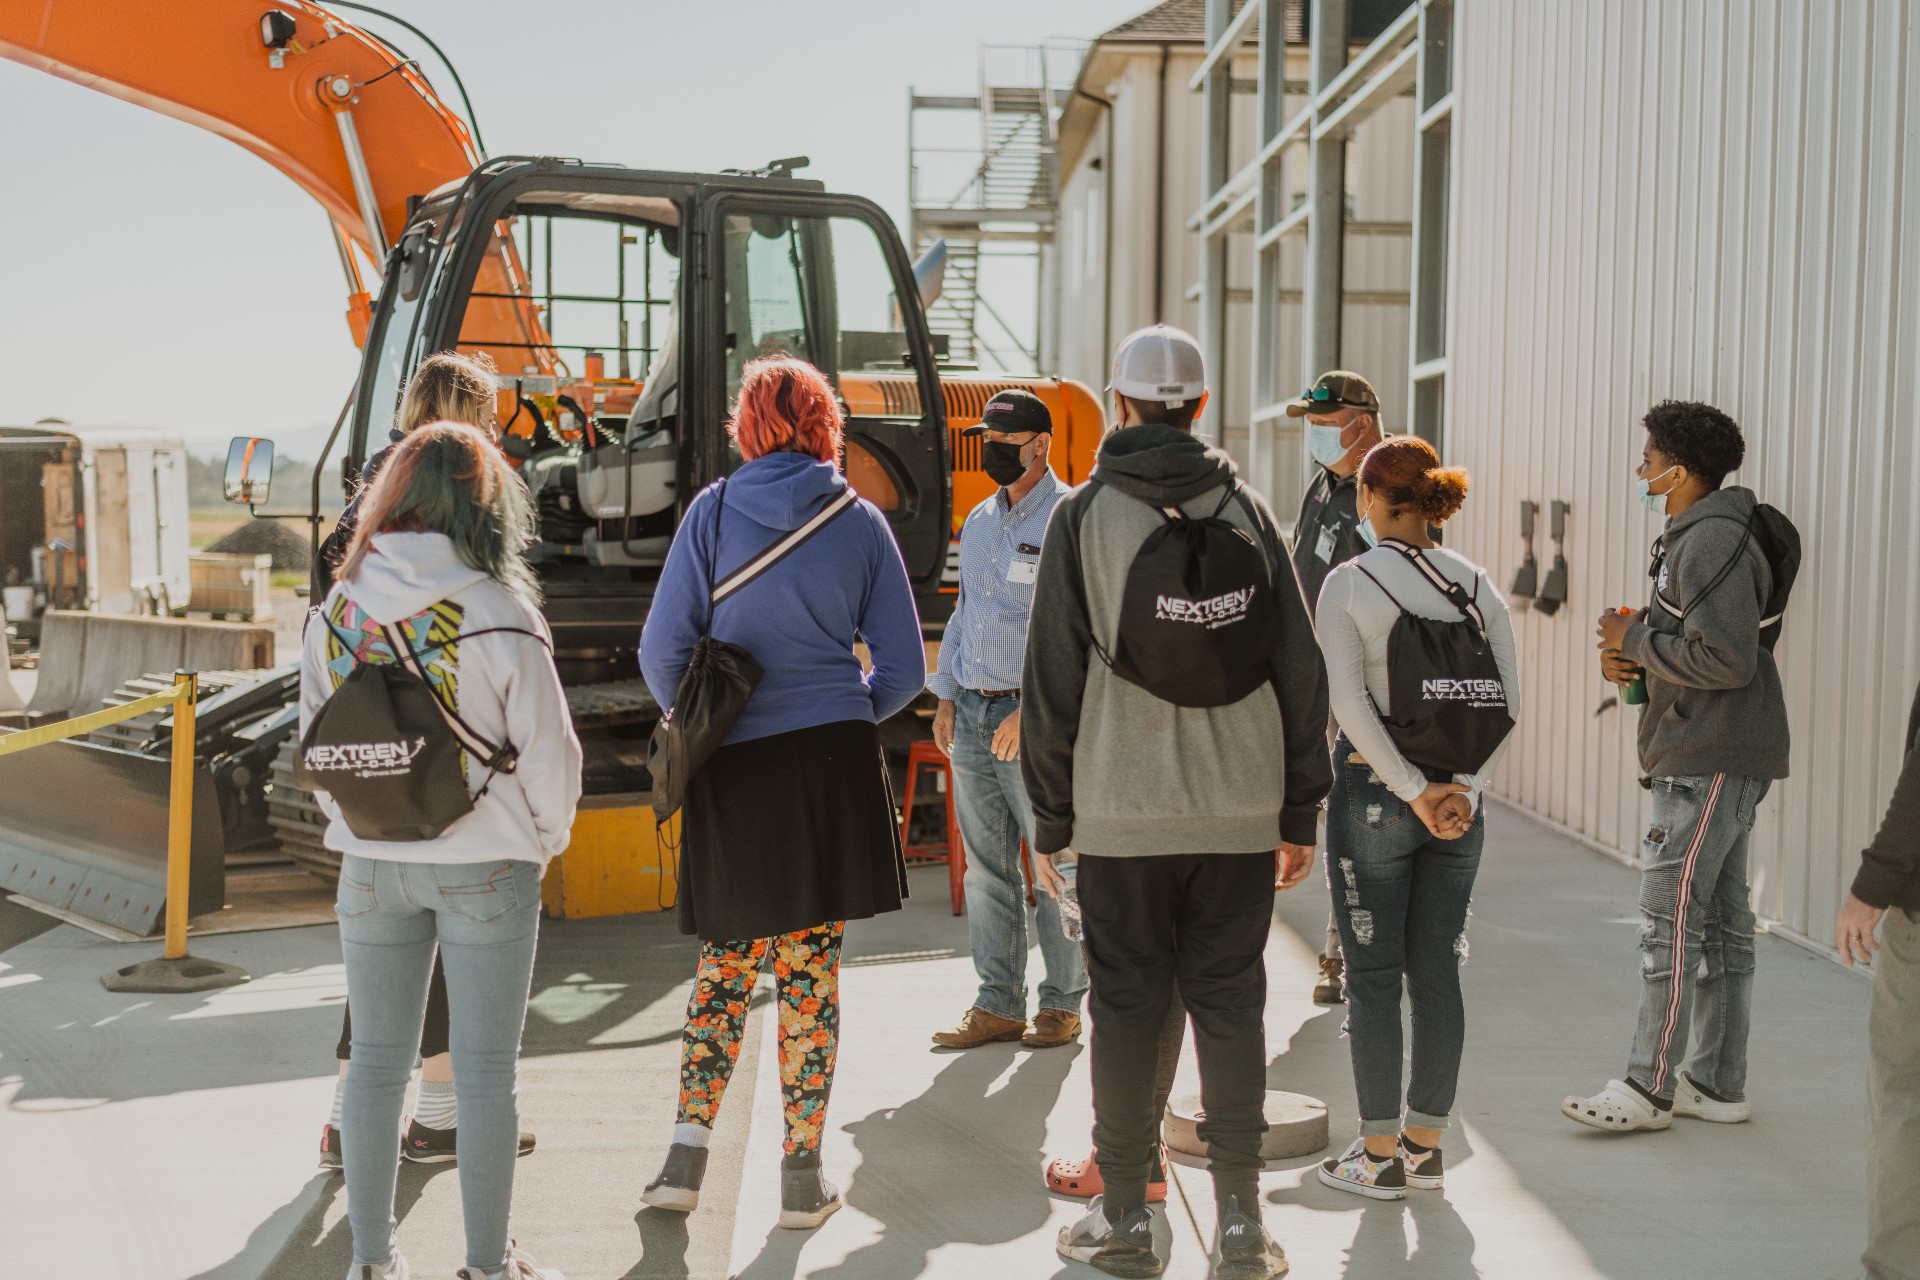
[0,0,1147,459]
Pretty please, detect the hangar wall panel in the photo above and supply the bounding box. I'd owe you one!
[1444,0,1920,949]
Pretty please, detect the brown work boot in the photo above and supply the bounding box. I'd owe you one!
[1313,954,1346,1005]
[931,1007,1028,1049]
[1022,1008,1083,1048]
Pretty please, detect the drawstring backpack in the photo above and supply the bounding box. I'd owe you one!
[298,609,547,841]
[1354,539,1515,775]
[1088,478,1279,708]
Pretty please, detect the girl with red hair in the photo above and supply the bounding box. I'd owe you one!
[638,357,925,1229]
[1312,435,1519,1203]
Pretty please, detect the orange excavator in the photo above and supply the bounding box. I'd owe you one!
[0,0,1103,917]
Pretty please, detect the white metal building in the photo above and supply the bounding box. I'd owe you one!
[1168,0,1917,958]
[1052,0,1413,478]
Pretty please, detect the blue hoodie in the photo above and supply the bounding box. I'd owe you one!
[639,451,926,745]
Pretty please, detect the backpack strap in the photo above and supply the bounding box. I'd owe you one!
[1655,509,1764,626]
[380,621,521,777]
[1380,538,1486,630]
[711,486,859,605]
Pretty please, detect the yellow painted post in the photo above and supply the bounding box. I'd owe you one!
[162,669,197,961]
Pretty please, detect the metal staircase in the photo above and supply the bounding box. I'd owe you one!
[908,41,1083,371]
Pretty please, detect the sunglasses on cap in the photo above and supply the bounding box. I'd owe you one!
[1301,385,1365,408]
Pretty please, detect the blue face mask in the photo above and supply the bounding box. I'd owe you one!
[1356,500,1380,548]
[1636,464,1680,515]
[1307,424,1349,468]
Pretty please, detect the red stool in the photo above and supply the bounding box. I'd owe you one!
[901,739,966,914]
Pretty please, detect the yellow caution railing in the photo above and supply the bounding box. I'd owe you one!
[0,669,200,960]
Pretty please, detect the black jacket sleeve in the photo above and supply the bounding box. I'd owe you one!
[1852,683,1920,910]
[1020,490,1095,855]
[1243,491,1333,845]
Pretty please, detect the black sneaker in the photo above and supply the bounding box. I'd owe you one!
[1211,1196,1288,1279]
[641,1143,709,1214]
[1057,1195,1164,1277]
[401,1118,538,1165]
[320,1123,343,1171]
[777,1152,843,1230]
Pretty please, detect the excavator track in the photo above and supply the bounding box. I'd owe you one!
[267,735,338,883]
[86,670,259,752]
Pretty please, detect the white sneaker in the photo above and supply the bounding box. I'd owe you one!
[346,1255,408,1280]
[455,1240,563,1280]
[1316,1138,1406,1200]
[1672,1074,1751,1123]
[1560,1079,1673,1132]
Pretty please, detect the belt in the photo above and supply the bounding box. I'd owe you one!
[970,687,1020,699]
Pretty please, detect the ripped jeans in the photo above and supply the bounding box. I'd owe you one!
[1325,737,1484,1137]
[1626,773,1768,1102]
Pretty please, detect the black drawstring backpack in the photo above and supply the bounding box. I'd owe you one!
[1650,505,1801,652]
[298,611,545,842]
[648,481,858,822]
[1355,540,1515,775]
[1089,479,1278,709]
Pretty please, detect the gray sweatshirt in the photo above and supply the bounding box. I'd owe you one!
[1020,424,1333,856]
[1621,485,1790,781]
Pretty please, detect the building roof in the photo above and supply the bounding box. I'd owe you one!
[1099,0,1257,44]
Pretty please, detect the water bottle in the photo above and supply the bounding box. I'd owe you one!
[1616,607,1649,705]
[1054,856,1083,942]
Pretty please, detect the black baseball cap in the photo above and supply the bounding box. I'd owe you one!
[962,388,1053,437]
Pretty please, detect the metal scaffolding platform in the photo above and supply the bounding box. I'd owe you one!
[908,41,1084,371]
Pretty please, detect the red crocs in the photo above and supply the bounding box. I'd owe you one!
[1044,1148,1168,1204]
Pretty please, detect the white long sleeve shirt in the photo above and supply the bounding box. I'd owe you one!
[1315,542,1520,809]
[299,532,583,867]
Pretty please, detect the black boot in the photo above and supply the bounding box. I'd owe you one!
[641,1142,709,1214]
[777,1148,843,1230]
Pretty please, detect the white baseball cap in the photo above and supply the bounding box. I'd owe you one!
[1108,324,1206,409]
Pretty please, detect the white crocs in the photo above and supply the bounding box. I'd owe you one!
[1672,1074,1752,1124]
[1560,1079,1672,1132]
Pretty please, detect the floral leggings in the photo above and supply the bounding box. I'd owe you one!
[676,921,845,1156]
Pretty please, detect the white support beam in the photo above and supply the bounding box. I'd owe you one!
[1187,0,1262,90]
[1313,43,1418,141]
[1412,356,1449,382]
[1309,4,1419,112]
[1197,185,1258,240]
[1417,92,1455,134]
[1255,202,1311,251]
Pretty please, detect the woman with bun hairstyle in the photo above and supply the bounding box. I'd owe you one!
[1311,436,1519,1201]
[638,357,924,1230]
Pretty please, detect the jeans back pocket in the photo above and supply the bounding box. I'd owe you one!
[1342,762,1409,832]
[432,861,528,924]
[336,857,380,920]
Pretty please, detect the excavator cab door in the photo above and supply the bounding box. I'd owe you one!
[697,193,951,600]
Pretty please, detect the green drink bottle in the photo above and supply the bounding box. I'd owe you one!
[1617,607,1648,705]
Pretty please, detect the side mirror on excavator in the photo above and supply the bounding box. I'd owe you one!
[223,436,275,508]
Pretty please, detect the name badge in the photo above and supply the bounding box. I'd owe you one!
[1315,526,1337,564]
[1008,558,1039,585]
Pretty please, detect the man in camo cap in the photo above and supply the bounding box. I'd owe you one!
[1286,369,1384,1006]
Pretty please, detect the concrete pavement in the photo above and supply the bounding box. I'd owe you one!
[0,803,1874,1278]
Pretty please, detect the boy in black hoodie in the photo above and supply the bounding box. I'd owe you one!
[1564,400,1790,1134]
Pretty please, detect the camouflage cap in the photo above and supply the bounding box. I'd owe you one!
[1284,370,1380,418]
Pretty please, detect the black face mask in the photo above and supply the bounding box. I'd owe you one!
[981,439,1030,487]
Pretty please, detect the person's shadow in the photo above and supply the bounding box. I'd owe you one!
[187,1163,454,1279]
[734,1043,1079,1280]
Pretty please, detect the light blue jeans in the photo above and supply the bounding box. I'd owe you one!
[1626,773,1769,1102]
[337,854,542,1272]
[951,688,1087,1019]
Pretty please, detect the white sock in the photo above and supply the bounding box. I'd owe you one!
[329,1074,346,1127]
[673,1122,713,1149]
[415,1079,458,1130]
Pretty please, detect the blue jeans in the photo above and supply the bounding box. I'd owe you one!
[1626,773,1769,1102]
[951,689,1087,1019]
[337,854,542,1271]
[1326,739,1484,1137]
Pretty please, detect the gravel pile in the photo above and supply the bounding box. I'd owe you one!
[205,519,314,573]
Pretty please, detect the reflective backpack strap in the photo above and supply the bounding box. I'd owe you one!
[380,622,518,775]
[1383,540,1485,629]
[711,487,859,604]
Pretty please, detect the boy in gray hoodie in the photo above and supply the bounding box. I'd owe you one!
[1024,326,1330,1279]
[1564,400,1790,1134]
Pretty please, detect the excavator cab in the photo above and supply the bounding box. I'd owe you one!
[349,158,952,685]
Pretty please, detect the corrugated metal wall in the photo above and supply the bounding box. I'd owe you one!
[1445,0,1920,949]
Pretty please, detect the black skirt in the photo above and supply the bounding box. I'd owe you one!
[677,718,908,942]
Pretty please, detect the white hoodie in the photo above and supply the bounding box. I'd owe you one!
[298,532,583,867]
